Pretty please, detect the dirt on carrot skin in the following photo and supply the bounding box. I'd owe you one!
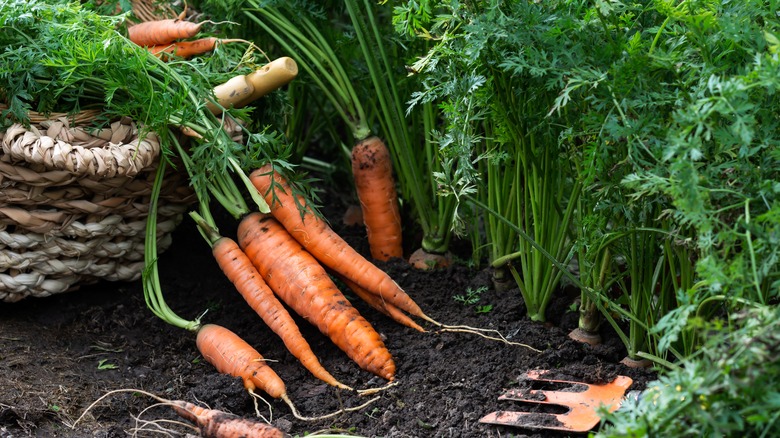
[0,196,655,438]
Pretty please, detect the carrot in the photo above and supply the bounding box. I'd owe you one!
[196,323,288,400]
[128,18,210,47]
[147,37,249,60]
[249,164,430,324]
[207,232,352,391]
[237,212,396,381]
[337,273,425,333]
[72,388,286,438]
[171,401,286,438]
[351,136,403,261]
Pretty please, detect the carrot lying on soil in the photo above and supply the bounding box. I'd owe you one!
[72,388,286,438]
[249,164,432,324]
[147,37,246,60]
[205,228,353,391]
[128,18,211,46]
[237,212,396,381]
[171,401,286,438]
[196,323,288,400]
[351,136,403,261]
[336,273,425,333]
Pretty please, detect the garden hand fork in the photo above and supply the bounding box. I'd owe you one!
[479,369,633,433]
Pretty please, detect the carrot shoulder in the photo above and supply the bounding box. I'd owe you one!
[196,323,287,399]
[351,136,403,261]
[210,236,352,390]
[249,164,430,324]
[237,213,396,381]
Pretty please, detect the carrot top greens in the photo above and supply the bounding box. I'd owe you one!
[0,0,293,329]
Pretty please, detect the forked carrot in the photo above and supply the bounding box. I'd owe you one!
[128,18,212,46]
[351,136,403,261]
[237,213,396,381]
[205,227,352,391]
[196,323,380,421]
[249,164,430,323]
[196,323,288,400]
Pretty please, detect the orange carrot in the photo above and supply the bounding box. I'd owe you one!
[72,388,286,437]
[128,18,209,47]
[237,213,396,381]
[171,401,286,438]
[208,234,352,391]
[145,37,251,60]
[249,164,433,325]
[337,274,425,333]
[351,136,403,261]
[196,323,288,399]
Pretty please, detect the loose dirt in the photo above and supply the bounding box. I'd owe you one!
[0,198,655,438]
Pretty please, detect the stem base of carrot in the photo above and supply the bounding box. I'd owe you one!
[568,327,602,346]
[409,248,452,270]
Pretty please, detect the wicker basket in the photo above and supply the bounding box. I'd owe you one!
[0,108,195,302]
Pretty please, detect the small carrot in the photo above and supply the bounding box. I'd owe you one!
[237,213,396,381]
[249,164,431,324]
[128,18,211,47]
[205,227,352,391]
[171,401,286,438]
[351,136,403,261]
[196,323,288,400]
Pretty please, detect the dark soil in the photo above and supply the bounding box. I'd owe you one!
[0,194,656,438]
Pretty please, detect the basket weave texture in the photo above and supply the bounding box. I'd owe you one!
[0,109,195,302]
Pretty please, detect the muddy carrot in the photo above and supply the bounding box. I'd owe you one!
[237,212,396,381]
[147,37,248,60]
[351,136,403,261]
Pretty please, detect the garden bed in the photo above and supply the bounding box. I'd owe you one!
[0,194,656,438]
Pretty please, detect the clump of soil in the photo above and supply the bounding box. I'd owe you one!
[0,203,655,438]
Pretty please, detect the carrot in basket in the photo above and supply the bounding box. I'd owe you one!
[351,136,403,261]
[171,400,286,438]
[205,228,352,391]
[249,164,431,324]
[147,37,247,60]
[128,18,213,47]
[237,213,396,381]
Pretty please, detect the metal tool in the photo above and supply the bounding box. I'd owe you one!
[479,369,633,433]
